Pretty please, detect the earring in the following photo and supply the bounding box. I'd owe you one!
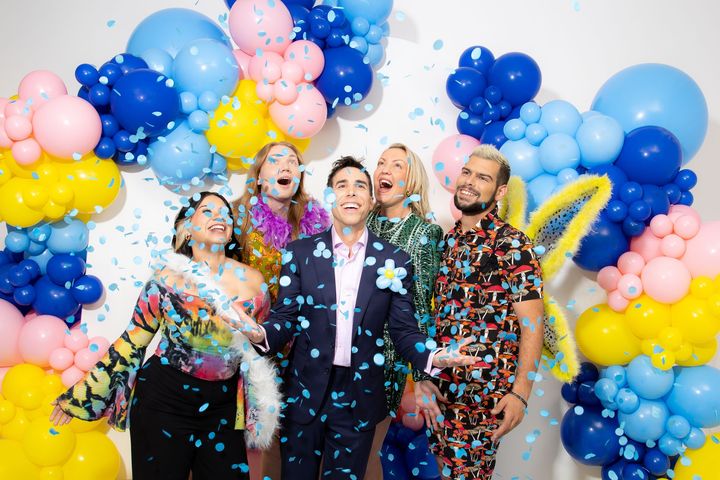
[405,191,411,197]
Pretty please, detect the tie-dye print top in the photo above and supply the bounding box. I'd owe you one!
[55,278,271,431]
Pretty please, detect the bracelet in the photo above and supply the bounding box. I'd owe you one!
[508,391,528,409]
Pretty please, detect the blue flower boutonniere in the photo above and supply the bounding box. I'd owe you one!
[376,259,407,294]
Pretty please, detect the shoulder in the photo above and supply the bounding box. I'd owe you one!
[414,217,444,241]
[496,222,534,247]
[367,231,411,264]
[222,257,265,285]
[288,229,330,251]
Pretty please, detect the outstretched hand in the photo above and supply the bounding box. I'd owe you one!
[432,336,477,369]
[49,400,72,426]
[228,303,266,344]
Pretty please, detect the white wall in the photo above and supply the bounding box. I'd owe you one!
[1,1,719,478]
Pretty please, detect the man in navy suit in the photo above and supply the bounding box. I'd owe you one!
[237,156,475,479]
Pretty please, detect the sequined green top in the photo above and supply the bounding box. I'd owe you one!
[367,210,443,412]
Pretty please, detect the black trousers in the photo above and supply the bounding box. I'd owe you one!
[280,366,376,480]
[129,355,249,480]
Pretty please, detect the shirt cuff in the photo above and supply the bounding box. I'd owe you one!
[424,348,443,377]
[250,325,270,353]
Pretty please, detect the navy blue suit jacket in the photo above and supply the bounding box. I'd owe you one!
[261,228,431,429]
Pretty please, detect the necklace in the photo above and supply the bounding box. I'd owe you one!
[368,211,412,245]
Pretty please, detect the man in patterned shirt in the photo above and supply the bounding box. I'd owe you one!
[419,145,545,480]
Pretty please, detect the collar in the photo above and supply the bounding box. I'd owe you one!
[452,206,503,236]
[331,225,368,250]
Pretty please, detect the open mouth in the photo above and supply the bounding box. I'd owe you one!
[378,178,393,193]
[341,202,360,211]
[208,224,227,233]
[277,175,292,186]
[457,186,479,199]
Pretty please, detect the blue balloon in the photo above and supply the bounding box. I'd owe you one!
[557,167,579,185]
[622,218,645,237]
[591,63,708,164]
[111,53,149,75]
[684,427,706,450]
[560,406,621,466]
[7,265,31,288]
[98,62,123,87]
[625,355,674,400]
[664,184,682,204]
[520,102,541,124]
[94,137,116,159]
[620,182,643,204]
[615,126,682,186]
[674,169,697,190]
[594,378,619,403]
[111,69,180,136]
[538,133,580,174]
[643,448,670,476]
[480,121,508,148]
[665,415,691,439]
[616,388,640,414]
[500,139,542,182]
[26,249,54,276]
[642,184,670,217]
[366,43,384,66]
[601,459,627,480]
[457,110,485,139]
[365,24,383,44]
[618,399,669,443]
[503,118,526,141]
[577,362,601,383]
[458,46,495,76]
[525,122,547,146]
[576,114,625,168]
[488,52,541,106]
[666,365,720,428]
[315,47,373,106]
[4,232,29,253]
[309,16,331,39]
[32,276,80,319]
[445,67,487,109]
[561,382,579,404]
[71,275,104,304]
[47,220,89,254]
[622,463,651,480]
[337,0,393,23]
[527,174,558,213]
[26,240,46,256]
[606,200,628,222]
[27,224,51,243]
[284,0,315,7]
[75,63,99,87]
[148,121,212,185]
[657,433,682,456]
[574,213,629,271]
[350,35,369,55]
[588,164,628,199]
[539,100,582,136]
[350,16,370,36]
[47,254,86,284]
[287,4,310,38]
[13,285,36,306]
[628,200,651,222]
[127,8,230,58]
[140,47,174,76]
[603,365,627,388]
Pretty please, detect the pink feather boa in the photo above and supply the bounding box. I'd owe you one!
[250,196,330,251]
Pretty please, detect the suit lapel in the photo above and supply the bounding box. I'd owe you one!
[311,229,338,328]
[352,231,381,339]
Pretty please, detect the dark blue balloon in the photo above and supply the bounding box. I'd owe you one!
[458,45,495,76]
[71,275,103,304]
[101,114,120,137]
[578,381,601,406]
[326,29,348,48]
[98,62,123,86]
[47,254,86,284]
[284,0,315,8]
[224,0,236,8]
[480,121,508,149]
[628,200,651,222]
[602,459,627,480]
[457,110,485,139]
[588,164,628,199]
[674,169,697,190]
[642,184,670,216]
[110,69,180,136]
[305,34,325,49]
[89,84,111,107]
[310,16,331,39]
[328,9,346,27]
[13,285,36,306]
[485,85,502,105]
[287,4,310,37]
[622,463,650,480]
[561,382,580,404]
[32,276,80,319]
[77,86,90,102]
[488,52,541,106]
[643,448,670,476]
[615,126,682,186]
[18,259,40,280]
[560,406,622,466]
[445,67,487,109]
[95,137,116,159]
[664,183,682,204]
[498,100,512,119]
[577,362,600,383]
[574,213,629,271]
[468,97,486,115]
[113,130,134,153]
[619,181,643,204]
[606,199,628,222]
[111,53,148,75]
[482,105,500,123]
[315,47,373,106]
[75,63,99,87]
[7,265,31,288]
[381,443,409,480]
[623,218,646,237]
[678,191,694,206]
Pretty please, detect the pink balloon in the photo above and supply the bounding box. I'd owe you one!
[269,83,327,139]
[229,0,293,55]
[673,215,700,240]
[630,228,663,262]
[18,70,68,109]
[649,215,673,238]
[256,81,275,103]
[88,336,110,357]
[232,49,252,80]
[641,257,691,304]
[64,328,89,353]
[667,204,701,223]
[61,365,85,388]
[617,252,645,276]
[660,234,686,258]
[248,52,284,83]
[432,134,480,193]
[18,314,68,367]
[49,347,75,371]
[0,121,12,148]
[449,196,462,222]
[682,221,720,278]
[273,79,299,105]
[73,347,99,371]
[617,274,643,300]
[0,367,9,387]
[4,115,33,141]
[0,299,25,367]
[5,100,26,118]
[283,41,325,81]
[607,289,630,312]
[11,138,42,165]
[597,266,622,291]
[281,61,304,85]
[24,310,38,321]
[402,412,425,431]
[32,96,102,160]
[0,97,8,120]
[399,391,416,413]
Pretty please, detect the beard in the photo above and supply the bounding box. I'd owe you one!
[453,186,497,215]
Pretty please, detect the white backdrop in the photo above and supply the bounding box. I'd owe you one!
[1,1,719,478]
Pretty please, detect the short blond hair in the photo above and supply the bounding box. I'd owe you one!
[470,144,511,186]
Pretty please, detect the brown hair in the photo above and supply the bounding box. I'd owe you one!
[470,144,511,187]
[172,191,235,258]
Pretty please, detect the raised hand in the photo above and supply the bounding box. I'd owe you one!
[432,336,477,369]
[49,400,73,426]
[229,302,266,344]
[414,380,448,431]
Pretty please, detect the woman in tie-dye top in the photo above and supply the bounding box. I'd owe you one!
[51,192,281,480]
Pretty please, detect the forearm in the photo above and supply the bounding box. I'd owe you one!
[512,310,544,399]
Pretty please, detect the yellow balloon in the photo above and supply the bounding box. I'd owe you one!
[290,136,311,153]
[234,79,269,115]
[625,294,671,339]
[22,418,76,467]
[650,350,675,370]
[62,431,121,480]
[657,326,683,350]
[39,466,64,479]
[0,399,17,424]
[68,418,105,434]
[673,433,720,480]
[2,408,30,441]
[675,342,693,362]
[0,439,41,479]
[708,293,720,317]
[690,276,714,298]
[576,304,642,366]
[226,157,252,173]
[2,364,46,410]
[678,339,718,367]
[0,178,46,227]
[671,295,720,344]
[640,338,658,356]
[42,375,64,396]
[50,183,74,206]
[206,96,268,159]
[61,155,121,214]
[264,116,289,144]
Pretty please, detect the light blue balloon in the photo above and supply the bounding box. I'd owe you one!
[172,38,239,97]
[180,92,198,114]
[127,8,230,58]
[350,36,369,55]
[525,122,547,146]
[27,223,51,243]
[365,24,384,44]
[379,21,390,36]
[527,173,558,212]
[520,102,541,124]
[25,248,53,276]
[618,399,669,443]
[604,365,628,388]
[140,47,174,75]
[665,415,691,439]
[582,110,602,121]
[198,91,219,112]
[351,16,370,36]
[540,100,583,136]
[626,355,675,400]
[658,433,682,456]
[500,139,542,182]
[576,114,625,168]
[338,0,393,23]
[503,119,526,141]
[366,44,384,66]
[592,63,708,164]
[683,427,706,449]
[557,167,579,185]
[149,120,212,185]
[210,154,227,175]
[27,240,46,256]
[594,378,619,403]
[5,231,29,253]
[47,220,89,254]
[616,388,640,414]
[666,364,720,428]
[188,110,210,132]
[538,133,580,174]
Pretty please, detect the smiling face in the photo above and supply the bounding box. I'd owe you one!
[330,166,374,231]
[258,144,301,203]
[187,195,233,249]
[373,147,409,211]
[453,155,507,215]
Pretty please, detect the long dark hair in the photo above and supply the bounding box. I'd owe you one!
[172,191,236,258]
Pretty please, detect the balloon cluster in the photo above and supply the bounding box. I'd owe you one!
[49,326,110,388]
[381,423,440,480]
[0,364,120,479]
[0,71,102,166]
[4,220,89,274]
